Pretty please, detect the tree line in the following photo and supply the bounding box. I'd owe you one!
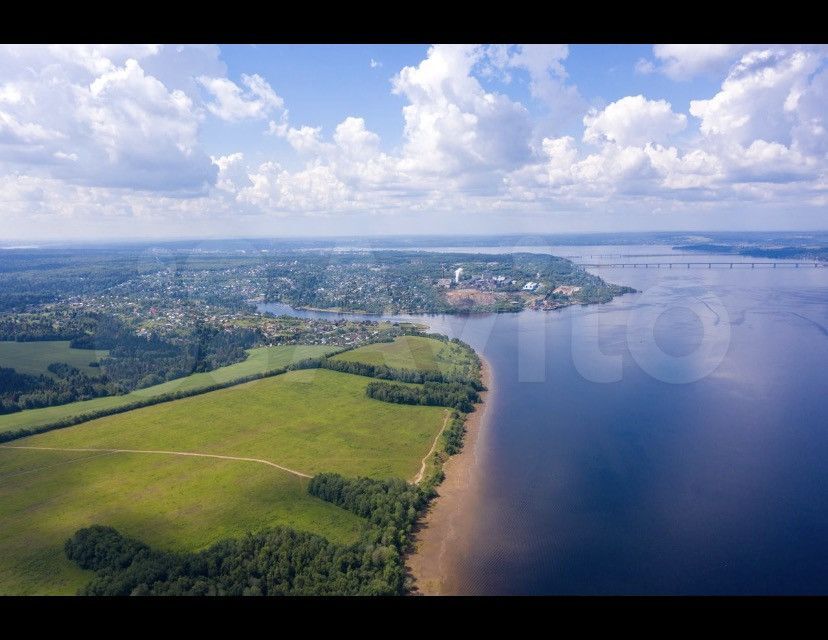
[290,355,483,390]
[365,380,479,412]
[64,524,406,596]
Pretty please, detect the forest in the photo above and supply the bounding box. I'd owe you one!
[65,524,403,596]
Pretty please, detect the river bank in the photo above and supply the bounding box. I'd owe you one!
[406,355,493,595]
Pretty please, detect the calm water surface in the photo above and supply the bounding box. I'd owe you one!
[261,245,828,594]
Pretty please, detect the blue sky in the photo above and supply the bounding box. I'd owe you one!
[215,45,425,150]
[0,44,826,240]
[207,45,721,160]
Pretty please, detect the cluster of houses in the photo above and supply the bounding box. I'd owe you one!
[436,270,519,291]
[435,268,584,301]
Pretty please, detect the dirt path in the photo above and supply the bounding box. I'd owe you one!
[412,409,451,485]
[0,445,312,478]
[4,405,456,485]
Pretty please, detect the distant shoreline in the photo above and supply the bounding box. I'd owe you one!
[406,354,493,595]
[296,305,373,314]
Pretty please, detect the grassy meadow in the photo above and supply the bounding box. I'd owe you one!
[0,366,446,593]
[13,369,446,479]
[0,344,335,434]
[0,447,365,595]
[332,335,475,377]
[0,340,108,378]
[0,334,475,594]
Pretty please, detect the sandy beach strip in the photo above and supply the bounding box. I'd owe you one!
[406,355,493,595]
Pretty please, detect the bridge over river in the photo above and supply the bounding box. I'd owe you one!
[579,261,824,269]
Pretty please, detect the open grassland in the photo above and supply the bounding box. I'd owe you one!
[332,336,475,377]
[0,447,365,595]
[15,369,445,479]
[0,337,459,594]
[0,340,108,378]
[0,344,335,434]
[0,367,446,593]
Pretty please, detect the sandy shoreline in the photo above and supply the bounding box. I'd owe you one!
[406,355,493,595]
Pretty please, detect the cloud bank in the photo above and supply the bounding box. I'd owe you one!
[0,43,826,238]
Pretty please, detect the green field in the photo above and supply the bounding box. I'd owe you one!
[0,340,108,378]
[0,447,365,595]
[0,367,446,594]
[13,369,445,479]
[0,344,335,434]
[332,335,475,377]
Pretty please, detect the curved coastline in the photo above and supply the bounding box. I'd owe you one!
[407,354,493,595]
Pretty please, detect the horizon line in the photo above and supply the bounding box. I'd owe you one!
[4,229,828,247]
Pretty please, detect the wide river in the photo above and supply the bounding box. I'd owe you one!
[259,244,828,594]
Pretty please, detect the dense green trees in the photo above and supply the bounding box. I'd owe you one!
[289,355,483,390]
[308,474,428,549]
[0,364,116,415]
[365,380,479,412]
[0,367,44,413]
[0,251,140,313]
[70,317,256,392]
[440,410,466,455]
[64,525,405,596]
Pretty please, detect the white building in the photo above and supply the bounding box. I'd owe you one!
[522,281,539,291]
[454,267,463,283]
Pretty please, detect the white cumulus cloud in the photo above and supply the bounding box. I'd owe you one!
[198,73,284,121]
[583,95,687,147]
[392,44,533,182]
[2,43,827,237]
[0,46,217,193]
[650,44,753,80]
[690,49,822,146]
